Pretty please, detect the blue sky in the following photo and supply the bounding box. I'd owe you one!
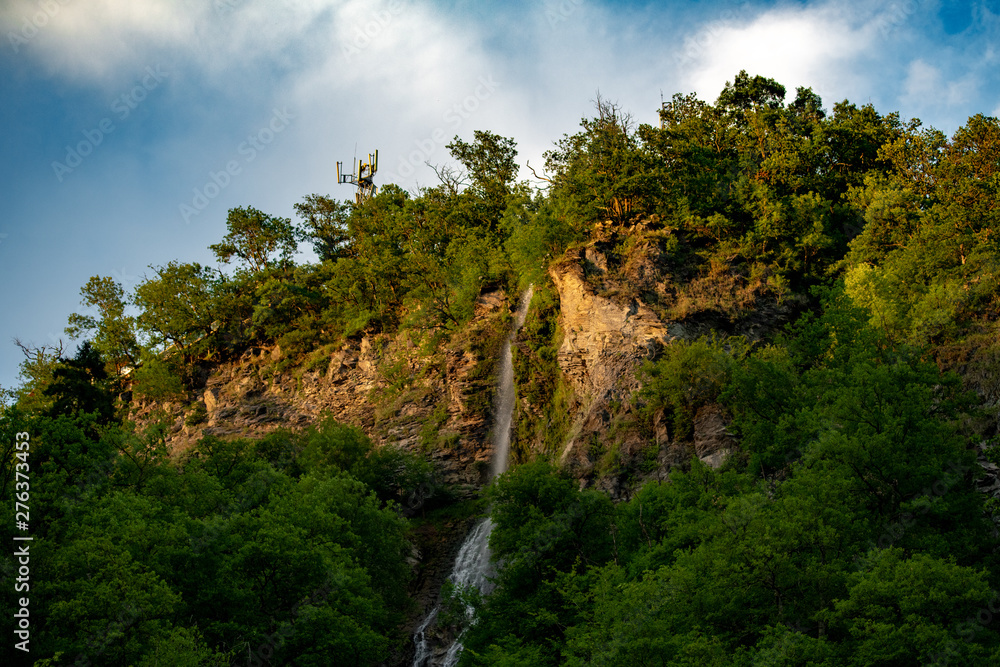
[1,0,998,392]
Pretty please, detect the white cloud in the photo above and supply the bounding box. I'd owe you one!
[0,0,371,90]
[903,59,943,99]
[279,2,505,188]
[1,0,199,85]
[5,0,991,190]
[902,58,979,118]
[677,1,880,107]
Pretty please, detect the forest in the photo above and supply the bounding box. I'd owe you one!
[3,70,1000,665]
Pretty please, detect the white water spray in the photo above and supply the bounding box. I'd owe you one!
[411,608,437,667]
[489,286,534,480]
[412,286,533,667]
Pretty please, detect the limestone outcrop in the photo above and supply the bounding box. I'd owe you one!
[550,246,684,402]
[549,245,700,482]
[135,296,513,492]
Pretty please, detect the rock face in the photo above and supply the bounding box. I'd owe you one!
[136,242,748,504]
[549,246,694,481]
[693,404,736,468]
[131,245,755,665]
[550,246,684,402]
[136,296,513,492]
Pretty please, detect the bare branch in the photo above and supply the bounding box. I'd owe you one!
[526,160,554,185]
[427,162,469,196]
[13,337,64,361]
[592,90,635,135]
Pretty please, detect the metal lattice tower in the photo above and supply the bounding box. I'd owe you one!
[336,150,378,204]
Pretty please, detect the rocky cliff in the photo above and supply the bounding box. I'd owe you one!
[138,233,779,500]
[138,297,513,494]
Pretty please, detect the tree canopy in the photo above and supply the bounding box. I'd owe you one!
[6,72,1000,666]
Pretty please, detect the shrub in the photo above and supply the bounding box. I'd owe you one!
[131,356,186,402]
[639,335,748,440]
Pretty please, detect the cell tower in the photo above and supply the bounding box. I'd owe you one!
[337,150,378,204]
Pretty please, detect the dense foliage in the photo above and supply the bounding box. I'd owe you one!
[2,382,419,665]
[461,296,1000,666]
[4,71,1000,665]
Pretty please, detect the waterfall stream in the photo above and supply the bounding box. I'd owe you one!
[411,286,533,667]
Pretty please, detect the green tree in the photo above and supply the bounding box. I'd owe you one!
[0,399,30,500]
[640,335,748,441]
[137,626,228,666]
[129,354,186,402]
[44,341,117,426]
[324,185,412,332]
[65,276,140,376]
[819,549,1000,665]
[210,206,299,273]
[294,194,352,262]
[447,130,519,227]
[37,531,181,665]
[462,463,615,666]
[11,338,64,414]
[843,114,1000,346]
[716,69,787,114]
[134,261,217,352]
[545,94,659,227]
[180,472,409,666]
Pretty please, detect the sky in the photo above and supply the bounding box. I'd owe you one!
[1,0,999,392]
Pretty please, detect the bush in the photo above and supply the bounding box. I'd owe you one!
[132,356,186,402]
[639,335,748,440]
[184,401,208,426]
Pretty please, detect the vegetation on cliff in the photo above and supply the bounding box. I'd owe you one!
[3,70,1000,665]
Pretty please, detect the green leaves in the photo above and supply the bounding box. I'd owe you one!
[209,206,298,273]
[294,194,352,261]
[133,260,217,352]
[5,411,417,666]
[10,73,1000,667]
[65,275,139,376]
[820,549,999,666]
[447,130,519,226]
[716,70,787,114]
[640,334,746,441]
[43,341,118,427]
[545,95,659,228]
[843,114,1000,347]
[469,285,997,666]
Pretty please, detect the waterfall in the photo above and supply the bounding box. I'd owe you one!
[488,286,533,480]
[411,608,437,667]
[411,286,533,667]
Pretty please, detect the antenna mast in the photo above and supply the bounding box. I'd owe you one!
[336,149,378,204]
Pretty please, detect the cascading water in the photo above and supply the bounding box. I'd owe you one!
[411,286,534,667]
[488,286,533,480]
[411,608,437,667]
